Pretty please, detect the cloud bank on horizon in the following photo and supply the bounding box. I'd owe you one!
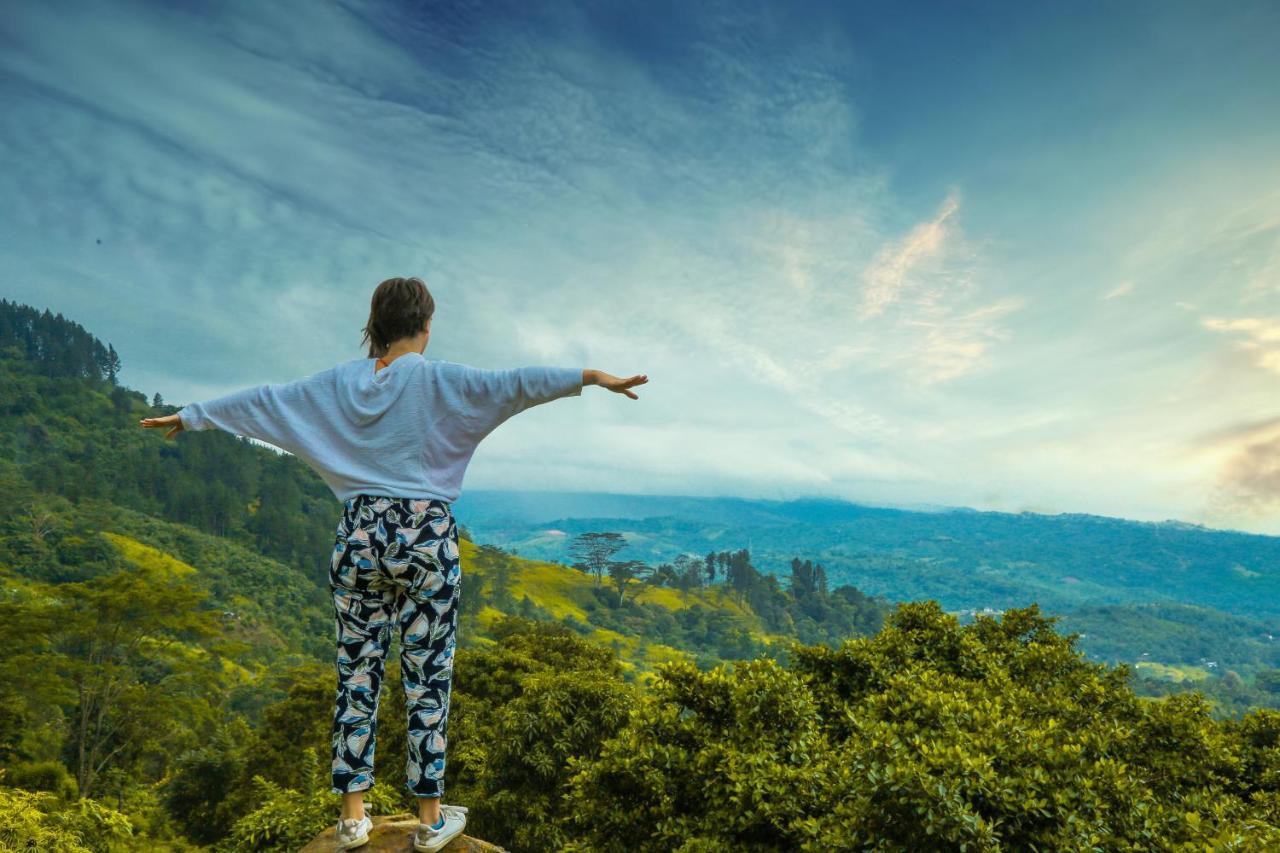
[2,0,1278,532]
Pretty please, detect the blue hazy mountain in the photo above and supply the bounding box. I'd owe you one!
[453,489,1280,625]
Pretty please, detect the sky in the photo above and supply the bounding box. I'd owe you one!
[3,0,1279,533]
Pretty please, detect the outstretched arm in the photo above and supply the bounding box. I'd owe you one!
[443,364,648,440]
[140,370,332,452]
[171,382,293,445]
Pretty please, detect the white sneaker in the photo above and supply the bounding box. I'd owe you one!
[412,804,468,852]
[335,810,372,850]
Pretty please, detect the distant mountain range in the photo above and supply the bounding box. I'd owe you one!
[453,489,1280,670]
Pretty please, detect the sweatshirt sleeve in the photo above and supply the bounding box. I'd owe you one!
[445,364,583,440]
[177,370,332,454]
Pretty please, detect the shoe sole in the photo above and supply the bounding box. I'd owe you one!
[337,833,370,850]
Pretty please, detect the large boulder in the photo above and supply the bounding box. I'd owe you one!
[299,813,507,852]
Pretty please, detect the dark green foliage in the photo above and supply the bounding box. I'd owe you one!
[576,543,888,656]
[2,760,78,800]
[448,616,635,850]
[165,721,253,843]
[568,531,629,586]
[563,602,1280,851]
[221,753,403,852]
[655,548,886,647]
[0,298,119,382]
[1058,602,1280,670]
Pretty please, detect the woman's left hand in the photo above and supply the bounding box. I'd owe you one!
[140,413,185,440]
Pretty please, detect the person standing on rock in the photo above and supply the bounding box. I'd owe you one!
[141,276,647,851]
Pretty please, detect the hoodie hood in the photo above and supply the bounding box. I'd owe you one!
[333,352,425,426]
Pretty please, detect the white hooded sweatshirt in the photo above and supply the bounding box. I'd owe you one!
[177,353,583,503]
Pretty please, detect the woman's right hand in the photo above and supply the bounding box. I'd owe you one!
[587,370,648,400]
[140,413,186,439]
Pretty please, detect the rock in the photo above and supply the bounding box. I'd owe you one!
[299,813,508,852]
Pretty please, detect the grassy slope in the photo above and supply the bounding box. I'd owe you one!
[462,536,789,679]
[56,502,789,684]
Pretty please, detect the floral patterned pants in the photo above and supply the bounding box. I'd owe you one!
[328,494,460,798]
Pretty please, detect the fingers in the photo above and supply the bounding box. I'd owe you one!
[140,415,183,432]
[604,373,647,399]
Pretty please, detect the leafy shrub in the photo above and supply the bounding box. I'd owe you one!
[0,785,132,853]
[165,721,251,843]
[219,748,401,852]
[472,668,635,850]
[446,616,632,849]
[3,760,77,800]
[562,601,1280,851]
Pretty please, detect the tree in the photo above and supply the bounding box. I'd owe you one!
[606,559,653,607]
[480,669,635,850]
[163,719,253,843]
[672,554,703,592]
[673,556,702,599]
[567,531,628,587]
[1257,669,1280,695]
[104,343,121,384]
[724,549,757,605]
[789,557,828,599]
[51,560,225,799]
[649,562,679,588]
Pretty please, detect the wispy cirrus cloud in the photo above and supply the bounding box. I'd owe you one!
[1102,281,1133,300]
[861,191,962,318]
[850,190,1020,386]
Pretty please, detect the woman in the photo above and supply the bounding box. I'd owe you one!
[140,276,647,851]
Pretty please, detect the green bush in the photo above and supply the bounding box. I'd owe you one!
[3,760,77,800]
[472,669,635,850]
[446,616,632,849]
[219,748,402,853]
[0,785,132,853]
[562,601,1280,851]
[165,721,251,843]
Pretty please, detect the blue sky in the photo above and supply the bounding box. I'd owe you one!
[3,0,1279,532]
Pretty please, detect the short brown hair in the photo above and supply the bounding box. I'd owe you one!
[361,277,435,358]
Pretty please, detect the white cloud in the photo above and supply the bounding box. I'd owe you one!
[860,190,961,318]
[1203,316,1280,374]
